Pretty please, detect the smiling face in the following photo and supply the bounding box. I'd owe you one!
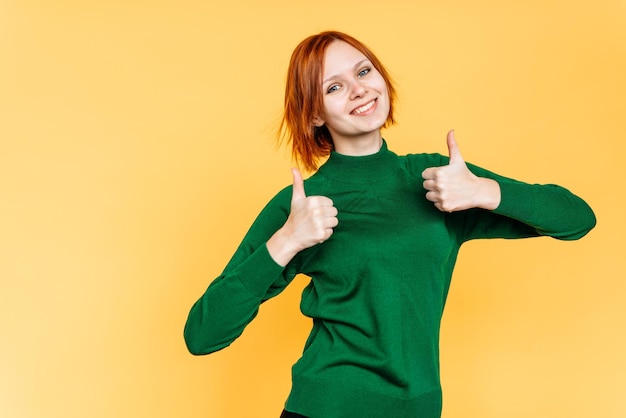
[316,40,391,155]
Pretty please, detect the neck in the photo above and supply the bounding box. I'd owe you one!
[332,131,383,156]
[316,138,398,184]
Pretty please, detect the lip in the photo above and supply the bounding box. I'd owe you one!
[350,98,377,116]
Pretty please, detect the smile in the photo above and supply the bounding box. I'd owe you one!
[352,99,377,115]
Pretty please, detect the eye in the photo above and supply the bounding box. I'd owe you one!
[326,84,340,94]
[358,68,370,77]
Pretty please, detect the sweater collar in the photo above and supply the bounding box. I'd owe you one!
[315,139,398,184]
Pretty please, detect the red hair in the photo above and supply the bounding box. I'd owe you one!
[278,31,397,172]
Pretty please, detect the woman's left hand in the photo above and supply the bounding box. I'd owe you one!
[421,130,501,212]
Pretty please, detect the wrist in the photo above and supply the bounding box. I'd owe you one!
[266,226,301,267]
[477,178,501,210]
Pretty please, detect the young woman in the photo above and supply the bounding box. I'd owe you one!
[184,31,595,418]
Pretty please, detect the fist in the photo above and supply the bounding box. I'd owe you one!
[422,130,500,212]
[286,167,339,250]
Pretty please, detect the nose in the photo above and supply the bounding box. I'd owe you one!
[349,79,366,100]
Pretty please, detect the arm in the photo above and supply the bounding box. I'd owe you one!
[183,194,293,355]
[479,175,596,241]
[183,169,338,355]
[421,130,596,241]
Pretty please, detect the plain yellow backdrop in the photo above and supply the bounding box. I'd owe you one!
[1,1,624,417]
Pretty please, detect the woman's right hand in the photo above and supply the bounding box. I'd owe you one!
[266,168,338,266]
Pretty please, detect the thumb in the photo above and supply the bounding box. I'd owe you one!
[291,167,306,201]
[447,130,464,165]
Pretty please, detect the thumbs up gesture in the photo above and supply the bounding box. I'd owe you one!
[288,167,339,246]
[421,130,501,212]
[266,168,338,266]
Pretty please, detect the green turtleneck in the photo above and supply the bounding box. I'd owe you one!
[184,140,595,418]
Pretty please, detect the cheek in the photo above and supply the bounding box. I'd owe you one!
[322,98,344,120]
[381,92,391,112]
[378,86,391,111]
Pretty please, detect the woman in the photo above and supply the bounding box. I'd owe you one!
[184,31,595,418]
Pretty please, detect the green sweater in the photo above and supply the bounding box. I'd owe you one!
[184,140,595,418]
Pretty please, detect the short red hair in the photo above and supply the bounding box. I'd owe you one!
[278,31,397,172]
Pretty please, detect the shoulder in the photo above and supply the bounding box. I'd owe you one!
[262,184,292,214]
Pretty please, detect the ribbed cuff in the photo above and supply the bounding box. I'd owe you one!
[233,243,286,298]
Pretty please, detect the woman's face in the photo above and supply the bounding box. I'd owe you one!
[316,40,390,151]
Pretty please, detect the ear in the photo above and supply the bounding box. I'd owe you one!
[312,116,325,127]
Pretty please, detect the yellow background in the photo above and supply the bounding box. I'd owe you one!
[1,0,624,417]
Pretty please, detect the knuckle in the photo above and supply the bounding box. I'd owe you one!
[440,201,453,212]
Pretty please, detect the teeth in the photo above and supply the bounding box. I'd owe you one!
[354,100,375,114]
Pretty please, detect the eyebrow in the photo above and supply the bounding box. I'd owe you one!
[323,58,371,84]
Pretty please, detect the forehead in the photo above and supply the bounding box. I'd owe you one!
[323,41,368,75]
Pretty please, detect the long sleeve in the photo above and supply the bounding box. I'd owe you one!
[404,153,596,243]
[183,187,297,355]
[456,160,596,242]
